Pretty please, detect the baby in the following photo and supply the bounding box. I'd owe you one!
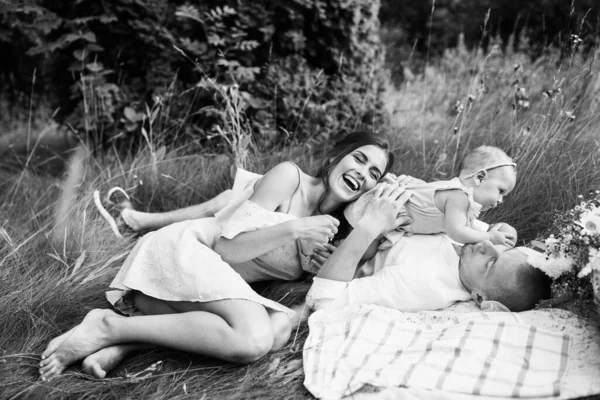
[346,145,517,247]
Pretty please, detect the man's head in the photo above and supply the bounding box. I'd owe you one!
[458,241,551,312]
[458,146,517,211]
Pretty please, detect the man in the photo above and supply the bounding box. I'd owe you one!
[307,183,551,312]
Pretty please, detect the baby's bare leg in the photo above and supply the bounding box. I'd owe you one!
[122,189,233,231]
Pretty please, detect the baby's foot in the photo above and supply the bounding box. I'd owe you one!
[82,344,139,378]
[39,309,118,381]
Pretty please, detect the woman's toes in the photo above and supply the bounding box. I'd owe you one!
[82,358,104,378]
[86,363,106,379]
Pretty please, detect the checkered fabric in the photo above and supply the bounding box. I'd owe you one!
[303,304,570,400]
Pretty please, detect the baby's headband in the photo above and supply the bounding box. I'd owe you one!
[516,247,573,279]
[463,162,517,179]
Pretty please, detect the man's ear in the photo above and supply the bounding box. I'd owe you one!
[474,169,487,186]
[470,290,487,305]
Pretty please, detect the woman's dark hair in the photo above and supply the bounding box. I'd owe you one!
[316,131,395,184]
[316,131,395,243]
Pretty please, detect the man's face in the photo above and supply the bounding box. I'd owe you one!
[458,241,526,296]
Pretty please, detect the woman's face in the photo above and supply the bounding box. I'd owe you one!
[327,145,388,202]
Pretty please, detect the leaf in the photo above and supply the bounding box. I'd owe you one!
[47,253,69,268]
[85,62,104,73]
[82,31,97,43]
[0,228,13,247]
[124,107,138,122]
[154,146,166,161]
[70,250,86,278]
[150,107,160,124]
[531,240,547,251]
[240,91,266,109]
[85,43,104,52]
[239,40,259,51]
[64,33,81,43]
[68,62,84,72]
[140,126,150,144]
[73,49,88,61]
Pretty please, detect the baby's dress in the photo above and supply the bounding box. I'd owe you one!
[344,177,482,248]
[106,166,307,317]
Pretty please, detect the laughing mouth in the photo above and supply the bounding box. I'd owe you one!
[342,175,360,191]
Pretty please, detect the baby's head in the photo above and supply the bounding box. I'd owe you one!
[458,146,517,211]
[458,242,552,312]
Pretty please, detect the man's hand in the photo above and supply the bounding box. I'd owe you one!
[309,243,338,271]
[395,174,426,186]
[357,183,412,236]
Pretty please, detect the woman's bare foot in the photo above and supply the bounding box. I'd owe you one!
[39,309,119,381]
[120,208,144,232]
[290,301,310,326]
[82,343,147,378]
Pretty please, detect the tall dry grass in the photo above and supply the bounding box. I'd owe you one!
[1,40,600,399]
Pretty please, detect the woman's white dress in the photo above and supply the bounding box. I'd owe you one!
[106,167,307,317]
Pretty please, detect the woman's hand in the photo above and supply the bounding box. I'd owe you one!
[358,183,412,236]
[291,215,339,244]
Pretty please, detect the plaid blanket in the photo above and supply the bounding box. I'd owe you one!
[303,304,570,399]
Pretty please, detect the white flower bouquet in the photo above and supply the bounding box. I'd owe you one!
[531,191,600,316]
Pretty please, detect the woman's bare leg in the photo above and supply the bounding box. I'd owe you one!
[82,343,151,378]
[39,296,284,380]
[122,190,234,231]
[80,293,296,378]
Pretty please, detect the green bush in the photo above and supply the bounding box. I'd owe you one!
[0,0,387,156]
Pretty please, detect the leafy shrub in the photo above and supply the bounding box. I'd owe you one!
[0,0,388,156]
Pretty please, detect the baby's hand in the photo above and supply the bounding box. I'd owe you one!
[487,225,516,247]
[488,222,518,247]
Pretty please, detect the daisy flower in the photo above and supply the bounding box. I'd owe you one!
[578,211,600,236]
[578,248,600,278]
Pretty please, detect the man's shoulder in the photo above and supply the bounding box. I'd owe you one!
[404,233,453,246]
[400,234,459,263]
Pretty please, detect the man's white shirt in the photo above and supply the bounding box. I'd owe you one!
[306,234,472,311]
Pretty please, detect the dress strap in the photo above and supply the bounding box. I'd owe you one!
[281,162,303,214]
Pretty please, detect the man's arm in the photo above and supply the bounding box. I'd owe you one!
[316,183,412,282]
[316,220,380,281]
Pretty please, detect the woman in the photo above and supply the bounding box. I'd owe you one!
[39,131,396,380]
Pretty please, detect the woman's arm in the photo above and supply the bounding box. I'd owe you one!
[214,162,338,264]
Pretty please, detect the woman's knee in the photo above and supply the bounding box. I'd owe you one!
[270,312,293,351]
[228,324,274,363]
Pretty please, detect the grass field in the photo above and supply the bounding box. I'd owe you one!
[1,42,600,399]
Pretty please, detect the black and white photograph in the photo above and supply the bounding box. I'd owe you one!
[1,0,599,399]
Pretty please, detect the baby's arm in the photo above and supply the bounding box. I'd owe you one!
[443,191,512,245]
[214,162,338,264]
